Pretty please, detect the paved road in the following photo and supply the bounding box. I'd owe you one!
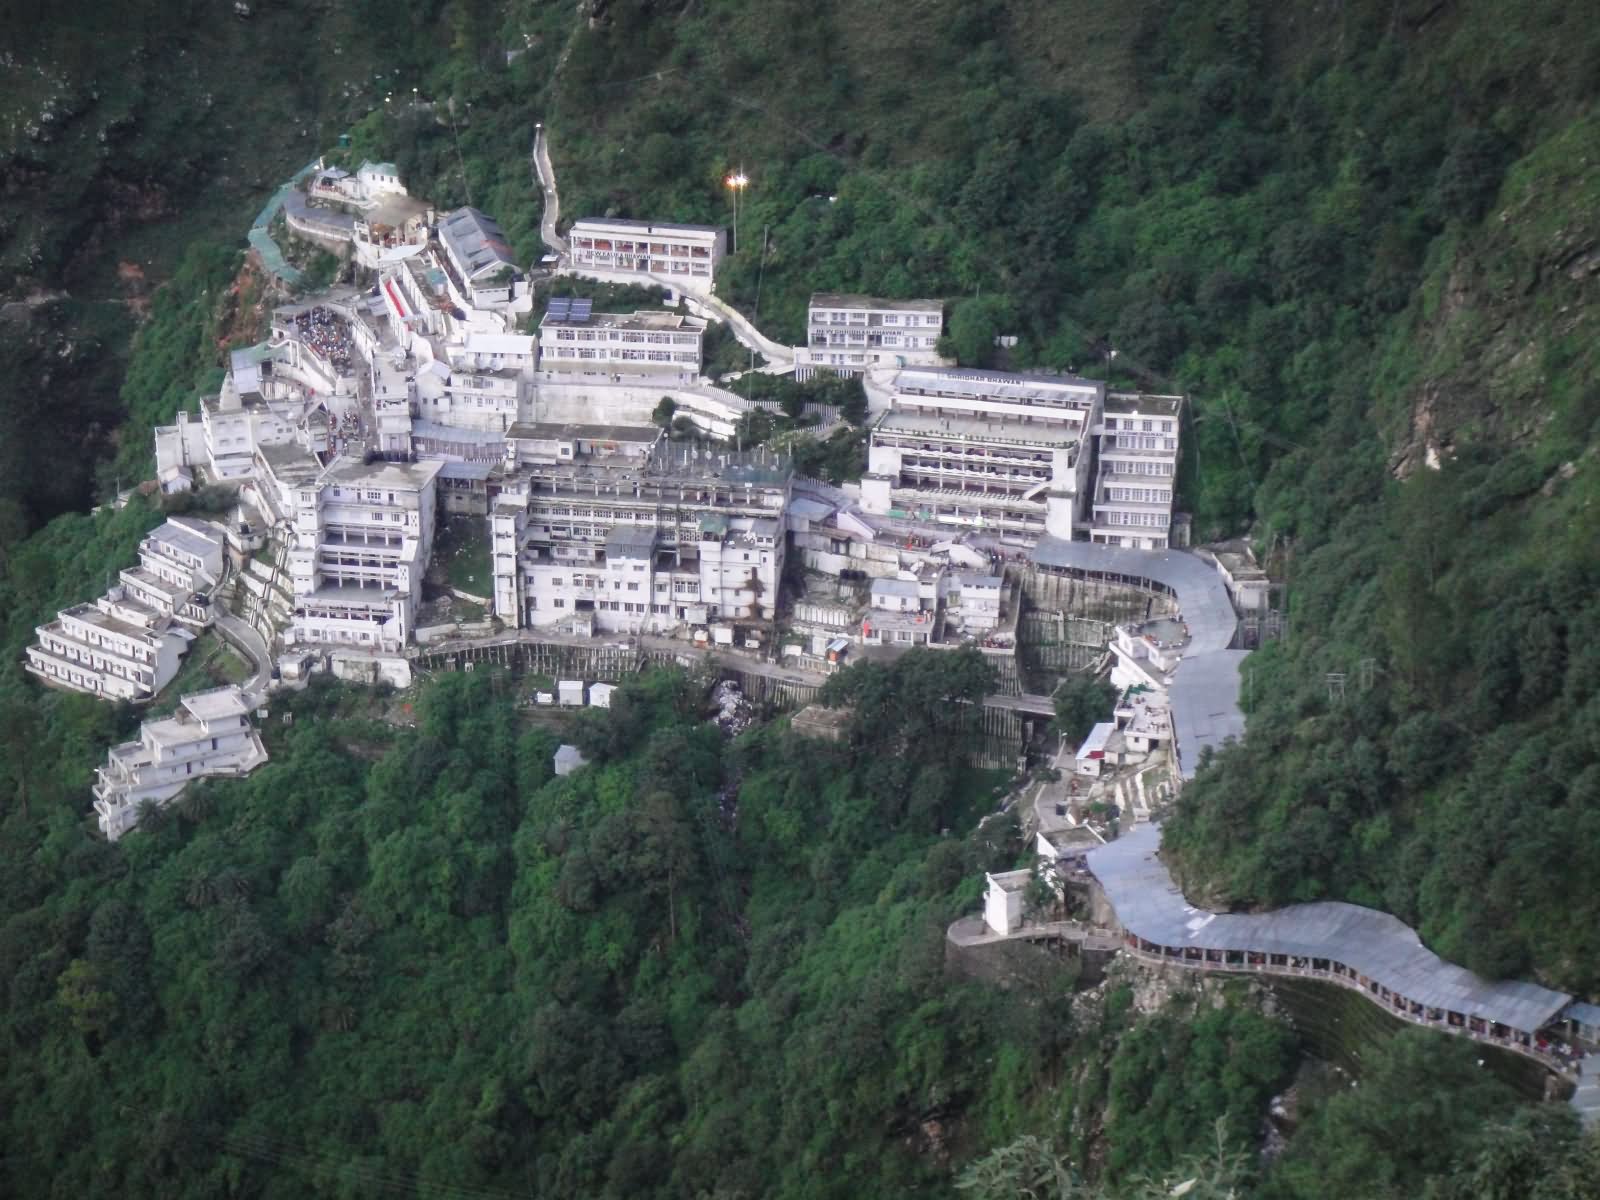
[532,127,792,367]
[532,127,567,255]
[214,610,272,701]
[675,287,795,365]
[1574,1054,1600,1128]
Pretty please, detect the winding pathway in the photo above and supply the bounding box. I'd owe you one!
[532,126,794,367]
[1081,823,1593,1101]
[532,126,566,256]
[213,609,272,702]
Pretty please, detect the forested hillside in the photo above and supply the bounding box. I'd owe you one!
[282,0,1600,985]
[8,659,1597,1199]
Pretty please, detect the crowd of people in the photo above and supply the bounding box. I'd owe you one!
[294,306,355,373]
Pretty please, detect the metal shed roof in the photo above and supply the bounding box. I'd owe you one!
[1030,538,1240,778]
[871,578,920,598]
[1089,824,1572,1034]
[1566,1001,1600,1027]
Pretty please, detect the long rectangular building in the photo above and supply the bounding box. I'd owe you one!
[862,368,1104,539]
[537,306,705,378]
[27,597,195,702]
[794,294,946,379]
[566,218,726,295]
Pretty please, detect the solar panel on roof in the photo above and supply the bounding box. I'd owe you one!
[547,297,571,320]
[571,298,593,321]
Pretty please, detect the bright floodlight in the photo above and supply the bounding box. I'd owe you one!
[726,172,749,189]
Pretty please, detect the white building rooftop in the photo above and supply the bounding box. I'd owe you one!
[871,578,921,599]
[1076,721,1116,761]
[875,409,1085,448]
[811,293,943,312]
[462,331,536,356]
[180,686,252,722]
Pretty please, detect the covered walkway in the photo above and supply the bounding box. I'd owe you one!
[1030,537,1245,778]
[1089,824,1582,1078]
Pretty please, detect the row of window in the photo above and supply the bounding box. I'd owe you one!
[1105,417,1175,434]
[571,239,713,258]
[1112,435,1179,451]
[571,252,712,274]
[900,387,1091,410]
[1103,487,1173,504]
[1102,460,1174,477]
[812,312,940,326]
[815,334,938,349]
[34,644,153,683]
[1100,510,1171,528]
[548,330,698,345]
[50,628,157,663]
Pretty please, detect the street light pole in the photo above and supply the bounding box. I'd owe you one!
[724,169,749,254]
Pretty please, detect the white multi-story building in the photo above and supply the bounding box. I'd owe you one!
[25,517,226,701]
[312,161,407,206]
[117,518,226,627]
[27,595,195,702]
[947,573,1003,634]
[92,686,268,841]
[1109,615,1189,692]
[861,368,1104,539]
[537,307,706,379]
[451,332,538,374]
[1090,393,1182,550]
[285,457,442,653]
[794,294,946,379]
[492,436,790,634]
[566,219,726,295]
[421,367,526,433]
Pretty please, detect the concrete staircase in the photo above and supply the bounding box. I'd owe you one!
[235,535,293,647]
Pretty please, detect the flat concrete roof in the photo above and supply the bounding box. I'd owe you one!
[259,442,325,480]
[571,216,723,236]
[871,578,920,598]
[181,686,250,722]
[462,332,535,355]
[506,421,660,443]
[147,519,222,562]
[895,367,1105,405]
[1106,392,1183,417]
[59,604,164,642]
[320,457,444,490]
[810,293,942,313]
[876,408,1084,447]
[540,309,706,333]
